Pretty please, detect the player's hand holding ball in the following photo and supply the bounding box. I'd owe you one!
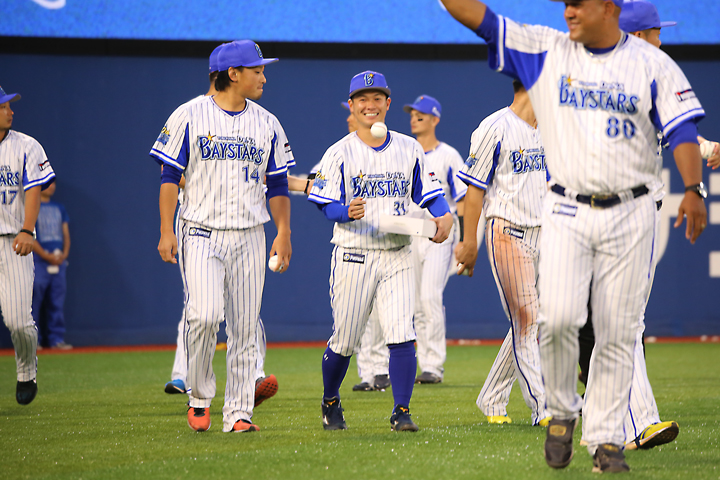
[431,212,453,244]
[269,231,291,273]
[268,255,284,273]
[348,197,366,220]
[12,231,35,256]
[454,239,478,277]
[700,140,720,169]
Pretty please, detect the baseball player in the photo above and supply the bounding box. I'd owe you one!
[32,181,72,350]
[575,0,719,452]
[440,0,707,472]
[151,40,294,433]
[0,85,56,405]
[308,71,453,432]
[403,95,467,384]
[164,43,279,409]
[455,80,550,427]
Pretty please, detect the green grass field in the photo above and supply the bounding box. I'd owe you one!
[1,344,719,479]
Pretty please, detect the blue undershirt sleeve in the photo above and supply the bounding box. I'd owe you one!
[320,201,352,223]
[266,171,290,199]
[161,164,183,185]
[474,7,499,46]
[425,195,451,217]
[665,120,699,151]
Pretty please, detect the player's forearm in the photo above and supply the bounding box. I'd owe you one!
[287,175,308,193]
[673,142,703,187]
[62,223,71,258]
[159,183,179,234]
[22,186,41,232]
[456,199,465,217]
[463,185,485,244]
[269,195,291,236]
[439,0,487,30]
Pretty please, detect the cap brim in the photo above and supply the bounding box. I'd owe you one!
[243,57,279,67]
[349,86,391,98]
[341,102,350,110]
[403,105,415,114]
[659,21,676,27]
[0,93,20,104]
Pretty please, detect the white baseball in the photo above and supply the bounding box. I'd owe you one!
[370,122,387,139]
[268,255,282,272]
[457,263,471,276]
[700,140,717,160]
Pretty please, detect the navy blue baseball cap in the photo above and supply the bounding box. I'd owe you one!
[216,40,278,71]
[550,0,623,6]
[619,0,675,32]
[209,43,227,73]
[348,71,391,98]
[0,85,20,104]
[403,95,442,118]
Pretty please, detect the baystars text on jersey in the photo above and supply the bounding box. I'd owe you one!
[558,76,639,115]
[351,171,411,199]
[198,133,264,164]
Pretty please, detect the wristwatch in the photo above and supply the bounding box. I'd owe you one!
[685,182,708,199]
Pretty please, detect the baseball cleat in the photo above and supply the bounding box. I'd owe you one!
[544,417,576,469]
[487,415,512,424]
[254,374,278,407]
[538,416,552,427]
[187,406,211,431]
[390,405,419,432]
[625,421,679,451]
[352,382,374,391]
[415,372,442,384]
[232,419,260,432]
[373,374,391,390]
[592,444,630,473]
[16,379,38,405]
[164,379,187,394]
[321,397,347,430]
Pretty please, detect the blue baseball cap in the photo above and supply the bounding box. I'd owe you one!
[0,85,20,104]
[550,0,623,7]
[341,101,350,110]
[403,95,442,118]
[619,0,675,32]
[348,71,391,98]
[209,43,227,73]
[216,40,278,71]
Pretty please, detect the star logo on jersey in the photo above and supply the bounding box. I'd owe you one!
[203,132,216,144]
[565,75,574,86]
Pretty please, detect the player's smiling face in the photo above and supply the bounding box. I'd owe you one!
[562,0,616,46]
[349,90,391,130]
[409,110,438,136]
[233,65,267,101]
[0,102,13,132]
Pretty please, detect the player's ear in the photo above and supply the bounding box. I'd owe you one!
[386,97,391,110]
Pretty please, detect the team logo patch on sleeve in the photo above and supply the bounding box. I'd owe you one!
[503,227,525,239]
[157,126,171,146]
[465,155,478,168]
[552,203,578,217]
[284,142,292,154]
[343,252,366,264]
[314,172,327,190]
[38,160,51,171]
[675,89,696,102]
[188,227,211,238]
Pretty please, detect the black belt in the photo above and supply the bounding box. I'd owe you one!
[551,184,649,209]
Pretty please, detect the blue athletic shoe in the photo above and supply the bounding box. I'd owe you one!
[165,379,187,394]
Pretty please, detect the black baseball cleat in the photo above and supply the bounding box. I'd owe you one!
[373,374,391,390]
[352,382,374,391]
[592,444,630,473]
[544,417,576,468]
[321,397,347,430]
[16,379,38,405]
[390,405,419,432]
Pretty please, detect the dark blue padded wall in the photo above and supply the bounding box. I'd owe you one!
[0,53,718,346]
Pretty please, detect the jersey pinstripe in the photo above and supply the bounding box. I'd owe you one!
[0,130,55,234]
[150,96,295,230]
[459,107,546,226]
[494,17,704,195]
[308,131,442,250]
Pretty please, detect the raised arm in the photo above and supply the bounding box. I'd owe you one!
[440,0,487,30]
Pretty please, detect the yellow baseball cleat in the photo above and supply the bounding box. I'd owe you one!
[625,421,679,450]
[487,415,512,424]
[538,416,552,427]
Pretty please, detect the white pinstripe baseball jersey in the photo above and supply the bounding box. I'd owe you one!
[409,142,467,219]
[459,107,546,227]
[493,17,704,194]
[0,130,55,234]
[150,96,295,229]
[308,131,442,250]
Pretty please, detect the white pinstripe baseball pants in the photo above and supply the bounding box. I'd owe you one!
[538,191,654,451]
[355,307,389,384]
[327,245,416,356]
[477,218,547,424]
[0,236,38,382]
[179,220,265,432]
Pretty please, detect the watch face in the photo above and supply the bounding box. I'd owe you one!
[699,182,708,198]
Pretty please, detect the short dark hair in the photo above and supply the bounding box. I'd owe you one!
[209,71,219,85]
[512,79,525,93]
[214,67,245,92]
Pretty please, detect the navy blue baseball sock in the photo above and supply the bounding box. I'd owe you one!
[388,341,416,407]
[322,347,351,400]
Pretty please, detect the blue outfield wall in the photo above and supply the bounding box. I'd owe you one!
[0,52,718,347]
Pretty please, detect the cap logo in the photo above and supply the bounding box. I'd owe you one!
[0,86,5,95]
[255,43,263,58]
[432,107,440,116]
[364,73,375,87]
